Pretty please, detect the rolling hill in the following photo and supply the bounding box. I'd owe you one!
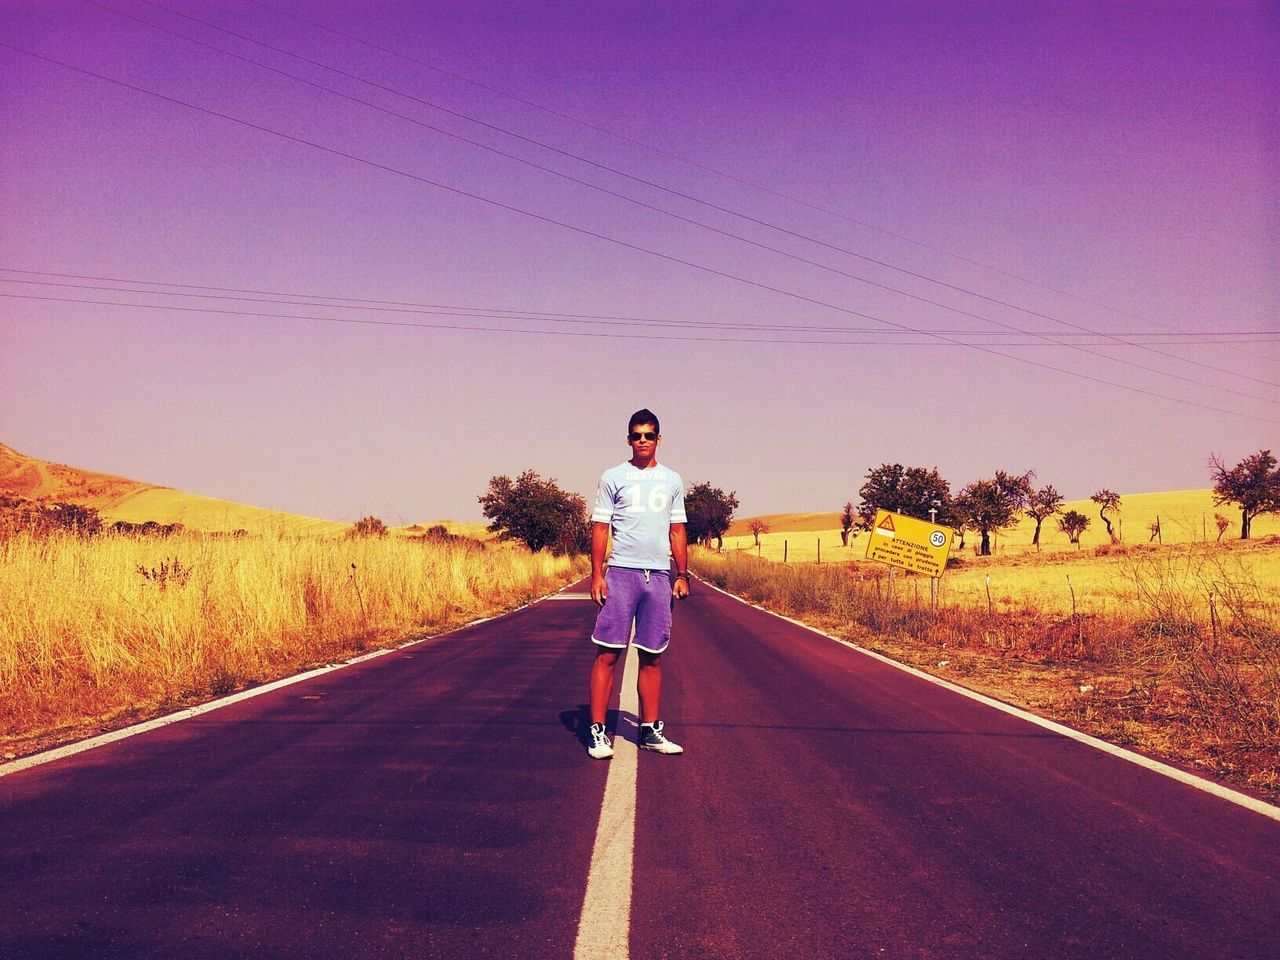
[1,443,350,536]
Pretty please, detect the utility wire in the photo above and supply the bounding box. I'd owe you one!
[114,0,1279,393]
[76,0,1280,404]
[233,0,1277,382]
[247,0,1269,365]
[5,275,1277,344]
[0,292,1094,346]
[9,294,1280,355]
[4,39,1275,426]
[7,268,1275,341]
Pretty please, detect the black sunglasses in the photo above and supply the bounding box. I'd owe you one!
[628,431,658,442]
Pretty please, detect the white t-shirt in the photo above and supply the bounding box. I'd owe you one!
[592,461,687,570]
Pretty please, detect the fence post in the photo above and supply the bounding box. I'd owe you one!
[817,538,821,564]
[985,574,993,616]
[1067,575,1081,648]
[783,540,788,564]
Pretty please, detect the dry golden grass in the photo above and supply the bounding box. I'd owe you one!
[395,519,495,540]
[724,491,1280,621]
[0,529,587,757]
[940,540,1280,619]
[725,489,1280,564]
[726,511,844,536]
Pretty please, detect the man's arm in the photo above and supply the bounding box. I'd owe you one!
[670,522,689,599]
[590,522,611,606]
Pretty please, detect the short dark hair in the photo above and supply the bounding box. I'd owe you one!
[628,408,660,435]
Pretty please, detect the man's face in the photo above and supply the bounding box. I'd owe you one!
[627,423,660,460]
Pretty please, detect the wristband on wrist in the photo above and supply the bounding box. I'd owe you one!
[675,572,690,581]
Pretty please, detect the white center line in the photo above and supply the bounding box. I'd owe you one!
[573,643,639,960]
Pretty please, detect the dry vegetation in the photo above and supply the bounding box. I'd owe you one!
[692,536,1280,800]
[0,528,587,758]
[724,489,1280,561]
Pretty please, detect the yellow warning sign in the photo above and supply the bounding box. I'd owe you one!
[865,509,953,578]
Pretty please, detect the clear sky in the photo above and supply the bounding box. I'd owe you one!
[2,1,1276,524]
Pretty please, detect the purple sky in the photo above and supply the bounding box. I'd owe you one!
[2,1,1277,523]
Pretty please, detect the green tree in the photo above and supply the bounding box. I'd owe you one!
[955,470,1034,556]
[747,517,769,547]
[1057,510,1090,548]
[856,463,954,527]
[1025,484,1064,550]
[479,470,589,554]
[1209,449,1280,540]
[1091,489,1122,544]
[684,482,739,549]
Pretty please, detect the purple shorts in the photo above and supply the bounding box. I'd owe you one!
[592,567,673,655]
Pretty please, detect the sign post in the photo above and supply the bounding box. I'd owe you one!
[865,509,954,586]
[929,503,940,612]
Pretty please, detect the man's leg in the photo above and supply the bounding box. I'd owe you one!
[589,649,621,726]
[588,567,637,729]
[633,576,682,754]
[637,650,661,724]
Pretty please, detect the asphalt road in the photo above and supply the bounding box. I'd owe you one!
[2,577,1278,959]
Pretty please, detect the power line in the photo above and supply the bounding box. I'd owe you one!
[113,0,1279,393]
[241,0,1276,375]
[0,292,1109,346]
[9,293,1280,358]
[5,274,1277,344]
[63,1,1280,405]
[3,39,1275,426]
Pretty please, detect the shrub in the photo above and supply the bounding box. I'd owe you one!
[0,495,102,538]
[350,515,389,538]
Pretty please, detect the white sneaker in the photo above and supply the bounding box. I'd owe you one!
[587,722,614,759]
[638,721,683,755]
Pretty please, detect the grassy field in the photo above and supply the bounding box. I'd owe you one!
[726,489,1280,562]
[724,491,1280,620]
[692,536,1280,799]
[0,529,587,757]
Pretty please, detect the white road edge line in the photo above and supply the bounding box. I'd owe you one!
[699,578,1280,823]
[574,643,639,960]
[0,583,578,778]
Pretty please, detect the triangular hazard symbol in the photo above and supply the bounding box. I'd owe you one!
[877,514,895,532]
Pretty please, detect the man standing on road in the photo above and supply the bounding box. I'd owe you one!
[587,409,690,759]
